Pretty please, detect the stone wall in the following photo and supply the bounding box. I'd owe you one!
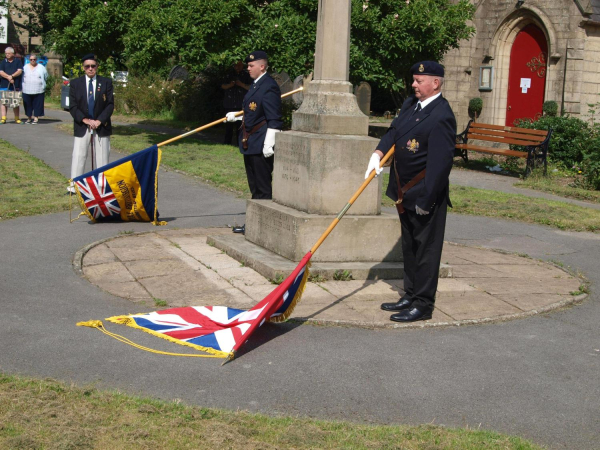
[581,25,600,116]
[443,0,600,127]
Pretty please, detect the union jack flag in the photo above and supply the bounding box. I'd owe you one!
[107,252,312,359]
[75,173,121,220]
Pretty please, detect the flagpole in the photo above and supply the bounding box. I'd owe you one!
[309,146,395,255]
[156,87,304,148]
[223,146,395,365]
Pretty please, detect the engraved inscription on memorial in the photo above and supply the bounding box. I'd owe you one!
[277,145,306,185]
[257,209,296,235]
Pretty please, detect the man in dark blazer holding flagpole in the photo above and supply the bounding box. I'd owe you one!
[68,53,114,193]
[365,61,456,323]
[225,50,282,234]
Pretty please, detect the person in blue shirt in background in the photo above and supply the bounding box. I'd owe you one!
[0,47,24,124]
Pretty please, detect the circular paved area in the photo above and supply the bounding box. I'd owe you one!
[79,227,585,329]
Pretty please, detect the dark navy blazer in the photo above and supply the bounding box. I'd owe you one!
[238,73,282,155]
[68,75,114,138]
[376,94,456,212]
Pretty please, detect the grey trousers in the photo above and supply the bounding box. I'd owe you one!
[70,129,111,180]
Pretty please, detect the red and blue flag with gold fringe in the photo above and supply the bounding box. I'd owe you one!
[104,252,312,359]
[72,145,163,224]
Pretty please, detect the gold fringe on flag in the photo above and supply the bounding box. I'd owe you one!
[77,319,228,359]
[268,261,311,323]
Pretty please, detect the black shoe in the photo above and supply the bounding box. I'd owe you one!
[390,307,432,323]
[381,296,413,312]
[232,224,245,234]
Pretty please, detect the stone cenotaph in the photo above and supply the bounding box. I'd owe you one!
[210,0,403,280]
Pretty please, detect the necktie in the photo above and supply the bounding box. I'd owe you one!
[409,103,421,119]
[88,79,95,119]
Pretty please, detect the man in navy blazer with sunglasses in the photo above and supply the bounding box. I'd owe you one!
[67,53,114,193]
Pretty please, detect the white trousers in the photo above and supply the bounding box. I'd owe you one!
[70,129,111,180]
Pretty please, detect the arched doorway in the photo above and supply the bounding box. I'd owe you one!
[506,24,548,126]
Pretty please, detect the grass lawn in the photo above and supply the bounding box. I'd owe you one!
[454,155,600,204]
[56,123,250,197]
[103,124,600,232]
[516,170,600,204]
[0,373,541,449]
[48,124,600,232]
[379,174,600,232]
[0,139,70,221]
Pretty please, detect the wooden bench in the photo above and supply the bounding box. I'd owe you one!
[455,121,552,175]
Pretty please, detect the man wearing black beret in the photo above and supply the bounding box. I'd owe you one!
[365,61,456,322]
[225,50,282,234]
[67,53,114,193]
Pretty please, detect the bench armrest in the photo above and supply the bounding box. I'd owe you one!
[455,119,473,145]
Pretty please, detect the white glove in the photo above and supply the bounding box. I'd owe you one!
[415,205,430,215]
[365,153,383,179]
[225,112,242,122]
[263,128,280,158]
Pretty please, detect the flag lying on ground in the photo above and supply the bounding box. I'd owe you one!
[72,145,164,225]
[94,252,312,360]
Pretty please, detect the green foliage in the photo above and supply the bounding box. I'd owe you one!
[113,74,179,116]
[333,270,353,281]
[171,68,225,124]
[122,0,249,77]
[349,0,475,96]
[468,97,483,118]
[153,298,168,307]
[308,273,327,283]
[515,116,588,167]
[270,274,285,285]
[515,115,600,190]
[543,100,558,117]
[581,130,600,190]
[47,0,475,104]
[47,0,145,70]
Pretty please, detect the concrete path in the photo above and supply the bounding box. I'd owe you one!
[81,228,582,329]
[0,111,599,449]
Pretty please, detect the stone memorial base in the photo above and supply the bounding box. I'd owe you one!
[207,198,410,281]
[207,233,407,282]
[245,200,401,262]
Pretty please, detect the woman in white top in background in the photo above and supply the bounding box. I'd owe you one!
[22,54,48,124]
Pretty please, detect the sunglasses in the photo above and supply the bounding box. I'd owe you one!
[84,64,97,69]
[30,59,37,61]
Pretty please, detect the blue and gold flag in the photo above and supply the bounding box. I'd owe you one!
[72,146,164,225]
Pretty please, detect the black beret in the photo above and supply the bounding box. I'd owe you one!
[410,61,444,77]
[245,50,268,63]
[81,53,98,64]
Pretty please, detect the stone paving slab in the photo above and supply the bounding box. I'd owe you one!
[78,227,586,328]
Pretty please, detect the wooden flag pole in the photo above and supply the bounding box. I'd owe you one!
[223,146,396,364]
[156,87,304,148]
[310,145,395,255]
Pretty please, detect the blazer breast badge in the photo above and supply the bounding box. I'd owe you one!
[249,102,257,111]
[406,139,420,153]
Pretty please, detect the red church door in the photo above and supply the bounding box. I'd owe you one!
[506,24,548,126]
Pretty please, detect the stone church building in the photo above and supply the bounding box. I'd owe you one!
[443,0,600,130]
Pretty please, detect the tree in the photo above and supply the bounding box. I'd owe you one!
[46,0,475,102]
[349,0,475,103]
[46,0,145,71]
[122,0,249,76]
